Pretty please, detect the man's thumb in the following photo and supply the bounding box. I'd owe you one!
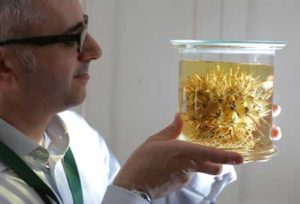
[150,113,183,141]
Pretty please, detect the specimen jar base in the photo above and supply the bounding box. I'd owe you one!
[237,146,277,163]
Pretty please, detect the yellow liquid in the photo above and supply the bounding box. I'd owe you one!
[178,60,275,162]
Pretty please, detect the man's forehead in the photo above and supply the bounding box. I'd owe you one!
[30,0,84,34]
[64,18,87,34]
[34,0,82,16]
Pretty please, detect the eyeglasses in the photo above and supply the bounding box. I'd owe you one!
[0,15,88,54]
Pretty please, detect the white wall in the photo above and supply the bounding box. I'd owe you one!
[80,0,300,203]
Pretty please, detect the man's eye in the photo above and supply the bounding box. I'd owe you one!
[63,41,77,47]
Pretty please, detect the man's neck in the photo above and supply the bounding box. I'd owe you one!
[0,110,53,145]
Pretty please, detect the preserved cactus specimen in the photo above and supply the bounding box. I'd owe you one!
[179,60,273,151]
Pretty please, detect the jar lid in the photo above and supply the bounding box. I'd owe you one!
[171,40,286,49]
[171,40,286,54]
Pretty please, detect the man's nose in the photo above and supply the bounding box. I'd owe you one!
[78,33,102,61]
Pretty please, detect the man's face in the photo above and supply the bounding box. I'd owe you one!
[11,0,102,113]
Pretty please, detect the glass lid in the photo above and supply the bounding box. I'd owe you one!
[171,40,287,50]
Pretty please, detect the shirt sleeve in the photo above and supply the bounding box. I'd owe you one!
[104,147,236,204]
[101,124,236,204]
[152,165,236,204]
[102,149,152,204]
[102,185,149,204]
[102,166,236,204]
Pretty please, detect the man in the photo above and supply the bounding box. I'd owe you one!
[0,0,281,203]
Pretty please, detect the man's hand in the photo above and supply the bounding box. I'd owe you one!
[272,104,282,140]
[114,104,281,199]
[113,114,243,199]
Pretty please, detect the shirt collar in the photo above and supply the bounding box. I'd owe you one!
[0,117,38,157]
[0,114,69,171]
[46,114,70,162]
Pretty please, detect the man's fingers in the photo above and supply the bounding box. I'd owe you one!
[176,141,243,165]
[272,104,282,140]
[272,104,281,118]
[272,124,282,141]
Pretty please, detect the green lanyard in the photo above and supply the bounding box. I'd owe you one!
[63,148,84,204]
[0,140,83,204]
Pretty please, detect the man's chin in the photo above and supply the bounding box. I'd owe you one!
[62,92,87,112]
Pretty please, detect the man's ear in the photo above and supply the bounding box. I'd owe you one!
[0,48,17,87]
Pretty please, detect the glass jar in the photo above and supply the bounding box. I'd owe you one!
[171,40,286,162]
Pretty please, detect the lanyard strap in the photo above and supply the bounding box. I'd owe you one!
[0,140,59,204]
[63,148,83,204]
[0,140,84,204]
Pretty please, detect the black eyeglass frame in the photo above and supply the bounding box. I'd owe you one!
[0,15,88,54]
